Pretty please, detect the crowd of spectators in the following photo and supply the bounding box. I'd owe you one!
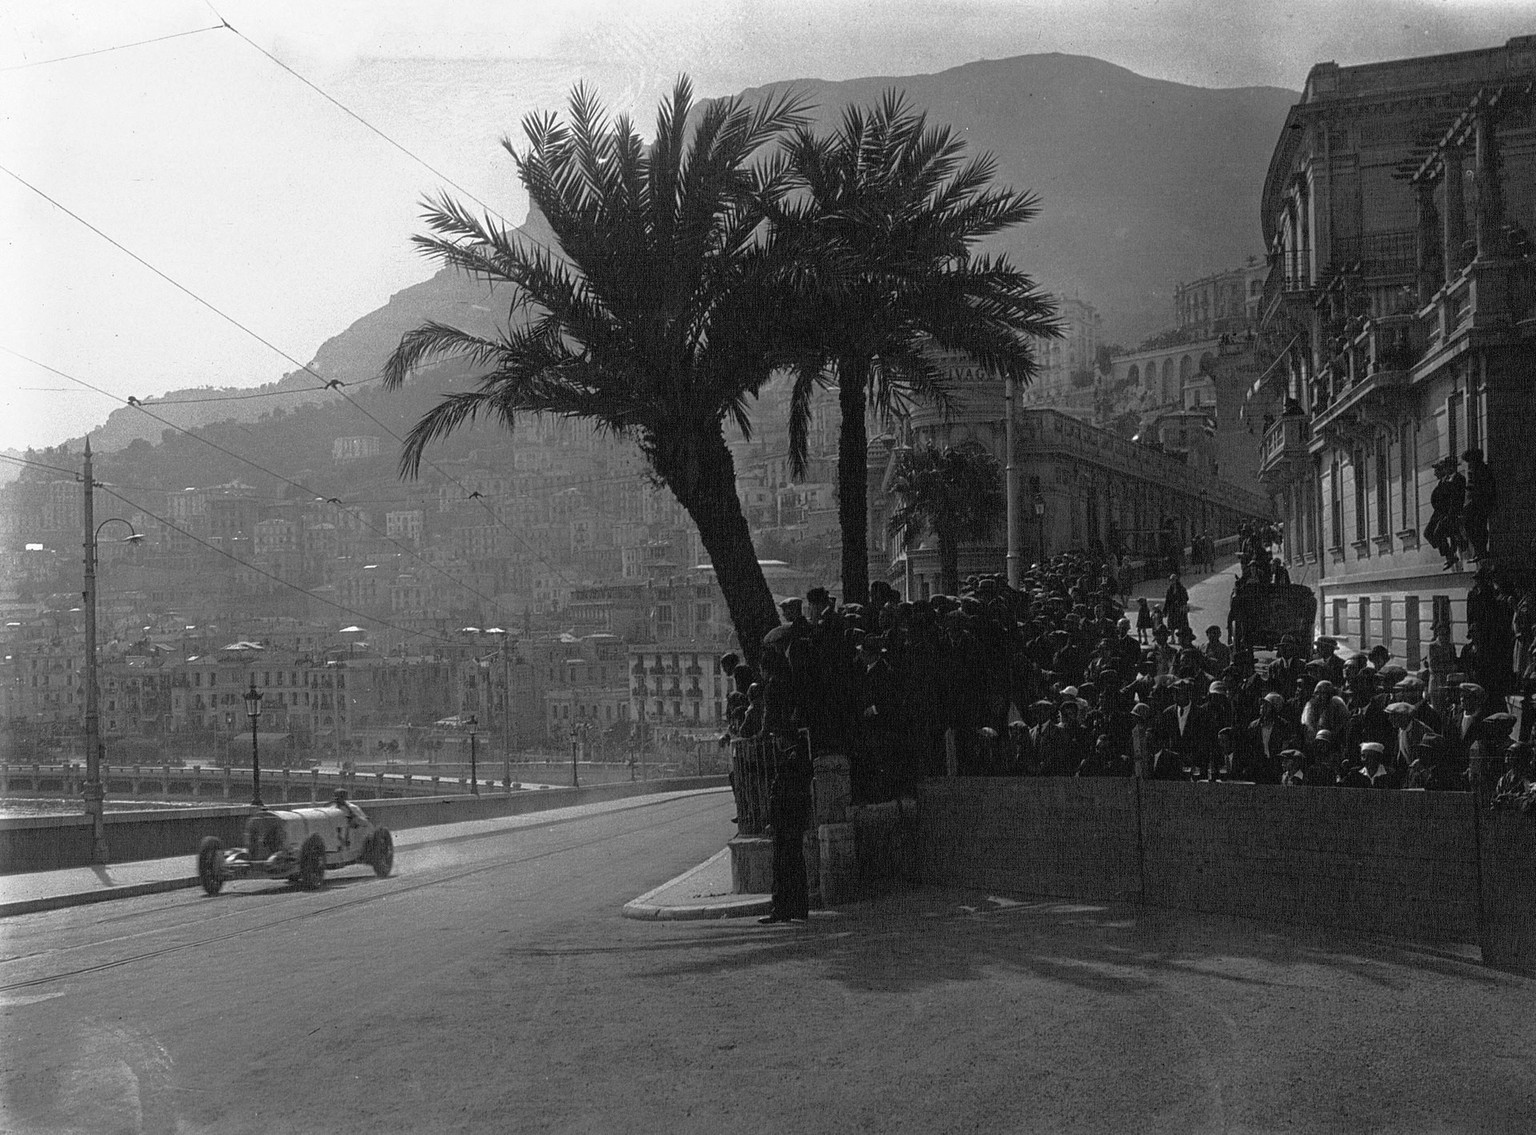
[723,550,1536,811]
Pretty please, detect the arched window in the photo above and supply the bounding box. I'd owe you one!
[1161,359,1175,404]
[1127,364,1140,387]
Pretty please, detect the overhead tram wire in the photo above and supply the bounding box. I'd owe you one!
[202,4,513,229]
[1,346,519,626]
[99,484,497,654]
[0,25,225,73]
[196,3,587,586]
[0,162,580,588]
[0,452,84,479]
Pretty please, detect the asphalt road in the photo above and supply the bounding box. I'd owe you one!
[5,788,1536,1134]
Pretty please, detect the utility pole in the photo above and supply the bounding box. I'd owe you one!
[1005,373,1021,587]
[81,439,108,863]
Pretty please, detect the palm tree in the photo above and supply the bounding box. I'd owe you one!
[773,92,1060,605]
[381,78,809,666]
[885,443,1004,597]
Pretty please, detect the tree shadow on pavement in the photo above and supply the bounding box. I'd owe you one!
[611,885,1519,998]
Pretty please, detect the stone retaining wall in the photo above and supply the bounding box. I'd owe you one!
[917,778,1526,961]
[0,777,728,874]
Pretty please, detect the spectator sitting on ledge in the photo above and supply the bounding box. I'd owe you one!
[1491,743,1536,811]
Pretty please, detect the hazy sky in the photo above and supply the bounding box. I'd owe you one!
[3,0,1532,453]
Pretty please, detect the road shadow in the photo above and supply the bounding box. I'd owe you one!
[596,884,1521,998]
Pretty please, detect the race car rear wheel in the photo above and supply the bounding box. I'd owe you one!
[297,834,326,890]
[368,828,394,878]
[197,836,225,896]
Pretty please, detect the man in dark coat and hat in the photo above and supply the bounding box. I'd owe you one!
[1426,454,1466,569]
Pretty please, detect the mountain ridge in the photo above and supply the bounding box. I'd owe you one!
[74,51,1296,452]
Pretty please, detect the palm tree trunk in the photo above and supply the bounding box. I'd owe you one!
[656,430,779,670]
[837,356,871,605]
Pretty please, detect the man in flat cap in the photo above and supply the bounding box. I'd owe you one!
[1393,673,1445,735]
[1386,701,1437,775]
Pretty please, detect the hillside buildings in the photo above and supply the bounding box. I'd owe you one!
[1019,295,1103,411]
[1253,36,1536,666]
[868,348,1272,598]
[1103,260,1276,495]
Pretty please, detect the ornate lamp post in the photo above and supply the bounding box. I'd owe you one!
[569,721,587,788]
[81,438,144,863]
[466,714,479,795]
[243,681,264,807]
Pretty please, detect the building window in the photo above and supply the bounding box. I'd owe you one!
[1351,449,1367,543]
[1399,422,1414,530]
[1329,458,1344,548]
[1374,446,1389,537]
[1446,391,1461,462]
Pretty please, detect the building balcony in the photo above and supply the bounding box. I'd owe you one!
[1420,257,1536,360]
[1258,414,1311,484]
[1260,247,1316,327]
[1310,314,1422,445]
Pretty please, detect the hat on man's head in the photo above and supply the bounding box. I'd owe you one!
[1173,678,1193,692]
[1360,741,1386,755]
[1278,632,1298,645]
[1386,701,1416,715]
[1433,455,1459,473]
[1313,680,1336,695]
[1394,675,1425,691]
[806,586,831,606]
[1481,713,1516,736]
[1208,681,1228,695]
[778,598,802,614]
[1131,702,1153,718]
[1460,682,1486,699]
[1263,692,1286,708]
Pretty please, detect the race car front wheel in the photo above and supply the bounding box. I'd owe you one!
[368,828,394,878]
[197,836,225,896]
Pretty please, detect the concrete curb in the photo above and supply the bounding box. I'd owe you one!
[621,848,772,921]
[0,877,199,918]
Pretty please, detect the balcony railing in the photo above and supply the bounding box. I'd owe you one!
[1332,229,1417,279]
[1259,413,1311,477]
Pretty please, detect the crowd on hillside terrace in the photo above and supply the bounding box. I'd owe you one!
[720,549,1536,812]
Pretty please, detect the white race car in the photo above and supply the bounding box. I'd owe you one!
[197,792,394,894]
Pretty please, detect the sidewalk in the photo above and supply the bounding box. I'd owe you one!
[0,787,728,919]
[621,847,771,921]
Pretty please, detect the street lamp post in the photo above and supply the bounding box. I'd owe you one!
[569,722,586,788]
[243,681,264,807]
[466,715,479,795]
[81,438,144,863]
[1033,493,1047,562]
